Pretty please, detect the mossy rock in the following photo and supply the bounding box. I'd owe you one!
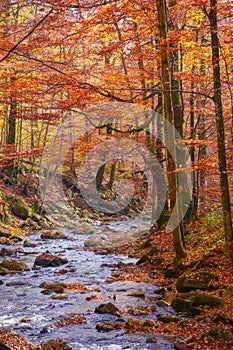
[0,267,9,275]
[190,293,224,307]
[148,246,158,256]
[72,223,95,235]
[220,286,233,297]
[139,240,152,250]
[41,231,67,240]
[136,246,158,265]
[165,264,184,278]
[9,227,24,241]
[39,282,67,293]
[84,239,100,248]
[11,203,32,220]
[172,297,201,316]
[40,338,71,350]
[19,219,39,230]
[172,292,223,315]
[0,211,10,225]
[157,314,181,323]
[213,313,233,325]
[0,259,30,272]
[176,271,219,292]
[136,254,148,265]
[171,297,192,313]
[206,326,233,342]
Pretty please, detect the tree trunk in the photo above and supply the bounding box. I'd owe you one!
[209,0,233,242]
[5,82,17,176]
[156,0,186,259]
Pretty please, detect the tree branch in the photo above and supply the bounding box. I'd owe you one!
[0,7,54,63]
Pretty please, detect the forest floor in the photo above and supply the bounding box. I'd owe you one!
[0,170,233,349]
[104,213,233,349]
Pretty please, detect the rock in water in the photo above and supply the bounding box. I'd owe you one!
[157,314,181,323]
[0,259,30,272]
[34,253,68,267]
[95,302,120,315]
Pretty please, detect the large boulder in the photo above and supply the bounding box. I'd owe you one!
[34,253,68,267]
[176,271,219,292]
[191,293,224,307]
[171,297,201,316]
[172,292,224,315]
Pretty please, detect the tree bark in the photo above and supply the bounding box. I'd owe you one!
[209,0,233,242]
[5,81,17,176]
[156,0,186,258]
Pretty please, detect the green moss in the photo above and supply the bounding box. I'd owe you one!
[39,282,67,293]
[136,254,148,265]
[176,271,219,292]
[0,259,30,271]
[12,203,32,220]
[206,326,233,342]
[139,240,152,250]
[148,246,158,256]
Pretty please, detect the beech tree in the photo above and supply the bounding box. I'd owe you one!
[208,0,233,242]
[156,0,186,259]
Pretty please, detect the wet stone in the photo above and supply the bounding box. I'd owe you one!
[0,259,30,272]
[34,253,68,267]
[6,280,30,286]
[146,337,157,343]
[95,302,120,315]
[23,240,37,248]
[157,314,181,323]
[40,338,72,350]
[174,340,188,350]
[128,289,145,297]
[154,286,167,294]
[41,230,68,240]
[156,300,170,307]
[39,281,67,293]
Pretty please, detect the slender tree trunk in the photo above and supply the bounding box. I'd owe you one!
[189,71,198,219]
[197,41,207,209]
[209,0,233,242]
[156,0,186,259]
[6,80,17,176]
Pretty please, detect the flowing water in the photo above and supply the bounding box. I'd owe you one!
[0,224,176,349]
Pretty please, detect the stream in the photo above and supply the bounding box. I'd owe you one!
[0,224,177,350]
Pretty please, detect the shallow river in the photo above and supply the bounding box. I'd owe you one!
[0,225,176,349]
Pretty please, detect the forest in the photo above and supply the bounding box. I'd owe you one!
[0,0,233,349]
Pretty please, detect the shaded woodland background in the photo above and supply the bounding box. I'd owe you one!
[0,0,233,259]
